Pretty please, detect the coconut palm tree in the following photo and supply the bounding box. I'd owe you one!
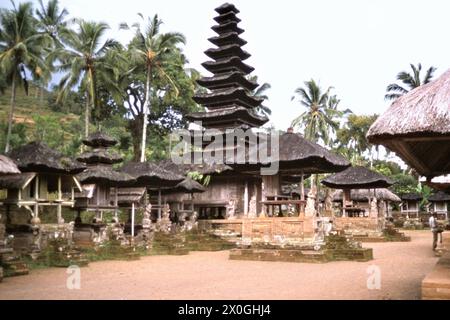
[291,79,349,146]
[120,14,186,162]
[56,20,119,137]
[248,75,271,117]
[36,0,68,46]
[0,1,51,152]
[385,63,436,101]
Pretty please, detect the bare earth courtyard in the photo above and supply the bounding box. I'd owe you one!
[0,231,439,300]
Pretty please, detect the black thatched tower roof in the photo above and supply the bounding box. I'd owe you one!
[400,193,423,201]
[367,69,450,178]
[428,191,450,202]
[82,131,118,148]
[0,155,20,175]
[76,132,133,185]
[230,130,350,174]
[187,2,268,130]
[161,178,206,194]
[8,141,85,174]
[120,162,185,188]
[321,166,393,189]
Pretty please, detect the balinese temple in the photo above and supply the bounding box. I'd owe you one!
[74,132,135,222]
[0,142,85,226]
[174,3,350,220]
[400,193,422,218]
[321,166,393,218]
[120,161,185,220]
[428,191,450,220]
[332,188,401,218]
[180,3,269,219]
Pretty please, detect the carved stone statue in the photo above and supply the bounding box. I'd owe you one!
[185,211,198,231]
[248,196,257,218]
[369,197,378,218]
[157,204,172,233]
[142,204,152,230]
[226,199,236,219]
[305,186,317,217]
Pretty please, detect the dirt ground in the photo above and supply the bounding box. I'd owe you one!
[0,230,441,300]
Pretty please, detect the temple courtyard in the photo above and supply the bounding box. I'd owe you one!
[0,230,441,300]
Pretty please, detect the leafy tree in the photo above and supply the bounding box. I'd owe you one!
[0,1,52,152]
[385,63,436,101]
[291,79,350,146]
[120,14,186,162]
[56,19,119,137]
[248,75,271,117]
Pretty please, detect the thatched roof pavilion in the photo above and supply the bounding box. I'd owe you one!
[428,191,450,202]
[120,162,185,188]
[0,155,20,175]
[76,167,135,186]
[161,178,206,195]
[8,141,85,174]
[401,193,423,201]
[367,69,450,178]
[0,172,35,190]
[332,188,401,203]
[231,130,350,174]
[321,166,393,189]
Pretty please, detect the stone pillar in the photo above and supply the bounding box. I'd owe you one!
[305,178,317,217]
[243,181,249,217]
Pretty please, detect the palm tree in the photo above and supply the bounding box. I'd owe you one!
[0,1,51,152]
[291,79,349,146]
[248,75,271,117]
[385,63,436,101]
[120,14,186,162]
[56,20,119,137]
[36,0,68,46]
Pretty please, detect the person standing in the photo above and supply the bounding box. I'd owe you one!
[429,213,439,251]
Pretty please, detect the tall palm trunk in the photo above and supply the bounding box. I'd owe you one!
[5,72,17,153]
[84,90,90,138]
[140,65,151,163]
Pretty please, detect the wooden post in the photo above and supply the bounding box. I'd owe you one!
[57,175,62,224]
[244,181,249,217]
[158,189,162,220]
[261,178,266,217]
[131,202,135,237]
[114,187,118,219]
[57,175,62,201]
[342,188,347,217]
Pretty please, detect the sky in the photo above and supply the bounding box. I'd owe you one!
[2,0,450,132]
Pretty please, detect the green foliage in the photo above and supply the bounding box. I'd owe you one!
[187,171,211,187]
[385,63,436,101]
[390,173,417,196]
[291,79,351,146]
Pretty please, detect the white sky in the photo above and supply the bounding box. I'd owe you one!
[3,0,450,132]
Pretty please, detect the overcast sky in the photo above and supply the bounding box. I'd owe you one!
[3,0,450,131]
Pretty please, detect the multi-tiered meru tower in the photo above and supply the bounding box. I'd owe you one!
[187,2,268,130]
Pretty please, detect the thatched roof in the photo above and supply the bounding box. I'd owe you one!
[157,159,234,176]
[120,161,185,188]
[332,188,401,202]
[161,178,206,194]
[367,69,450,177]
[8,141,85,174]
[76,165,135,186]
[321,166,393,189]
[0,172,35,189]
[115,187,146,205]
[401,193,423,201]
[420,175,450,192]
[428,191,450,202]
[77,150,123,165]
[0,155,20,175]
[83,132,117,148]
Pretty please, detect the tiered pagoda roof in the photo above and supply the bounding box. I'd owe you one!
[188,2,268,130]
[77,132,134,185]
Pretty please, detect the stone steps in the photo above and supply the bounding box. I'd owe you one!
[1,254,29,277]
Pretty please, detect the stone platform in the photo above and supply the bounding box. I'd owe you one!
[230,234,373,263]
[422,252,450,299]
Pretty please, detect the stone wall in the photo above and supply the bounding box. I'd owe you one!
[199,217,315,242]
[333,217,382,234]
